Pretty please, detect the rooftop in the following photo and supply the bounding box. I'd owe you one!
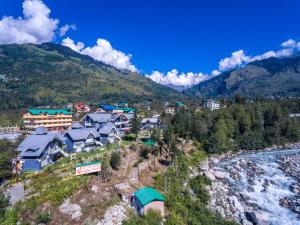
[28,109,72,115]
[134,187,165,207]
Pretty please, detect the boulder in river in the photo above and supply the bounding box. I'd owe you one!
[204,170,216,181]
[229,195,244,213]
[213,171,227,179]
[247,211,269,225]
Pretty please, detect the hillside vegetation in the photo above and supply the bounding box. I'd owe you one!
[0,43,180,110]
[186,55,300,97]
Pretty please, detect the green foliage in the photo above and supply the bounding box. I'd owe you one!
[36,212,51,224]
[1,209,18,225]
[130,114,141,137]
[0,140,19,182]
[189,175,211,204]
[124,209,162,225]
[110,151,121,170]
[171,100,300,154]
[153,153,238,225]
[0,195,9,220]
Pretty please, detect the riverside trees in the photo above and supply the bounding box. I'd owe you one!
[171,99,300,153]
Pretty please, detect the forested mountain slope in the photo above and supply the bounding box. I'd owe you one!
[186,55,300,97]
[0,43,180,109]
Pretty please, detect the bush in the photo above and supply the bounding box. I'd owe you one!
[123,209,162,225]
[189,175,211,204]
[110,151,121,170]
[0,194,9,219]
[36,212,51,224]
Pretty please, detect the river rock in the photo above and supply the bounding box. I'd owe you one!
[204,170,216,181]
[59,198,82,220]
[92,185,99,193]
[247,211,269,225]
[211,157,220,164]
[200,164,209,171]
[213,171,226,179]
[229,196,244,213]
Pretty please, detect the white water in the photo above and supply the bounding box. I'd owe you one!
[215,149,300,225]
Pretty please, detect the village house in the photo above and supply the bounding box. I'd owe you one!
[98,122,121,144]
[204,99,220,111]
[0,126,22,141]
[23,109,72,131]
[74,102,91,113]
[100,104,135,114]
[64,123,103,153]
[175,101,186,110]
[140,117,160,130]
[84,112,134,136]
[164,106,175,114]
[132,187,165,217]
[17,127,63,171]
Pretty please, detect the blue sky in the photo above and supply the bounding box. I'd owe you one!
[0,0,300,86]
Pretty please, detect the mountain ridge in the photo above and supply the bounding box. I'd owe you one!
[185,55,300,97]
[0,43,181,109]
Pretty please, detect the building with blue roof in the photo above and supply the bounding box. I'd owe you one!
[64,125,103,153]
[98,122,121,144]
[84,112,134,137]
[17,126,63,172]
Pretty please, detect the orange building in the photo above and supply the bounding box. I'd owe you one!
[23,109,73,131]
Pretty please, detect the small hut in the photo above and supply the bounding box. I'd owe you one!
[132,187,165,217]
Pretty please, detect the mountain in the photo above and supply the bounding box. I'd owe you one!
[0,43,180,109]
[185,55,300,98]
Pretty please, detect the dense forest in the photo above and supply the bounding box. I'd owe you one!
[169,99,300,153]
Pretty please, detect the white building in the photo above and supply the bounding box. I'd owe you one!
[204,99,220,111]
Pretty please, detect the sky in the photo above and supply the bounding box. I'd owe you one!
[0,0,300,87]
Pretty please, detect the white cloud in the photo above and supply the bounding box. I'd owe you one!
[59,24,76,37]
[211,70,221,76]
[62,37,137,72]
[0,0,59,44]
[281,39,296,48]
[146,69,208,87]
[218,50,251,71]
[148,38,300,87]
[61,37,84,52]
[217,38,300,72]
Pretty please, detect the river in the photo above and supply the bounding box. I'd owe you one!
[208,148,300,225]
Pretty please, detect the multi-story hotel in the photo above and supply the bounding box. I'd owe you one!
[23,109,73,131]
[204,99,220,111]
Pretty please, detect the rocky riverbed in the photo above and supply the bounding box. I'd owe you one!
[201,146,300,225]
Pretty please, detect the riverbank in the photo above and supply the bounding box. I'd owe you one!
[199,144,300,225]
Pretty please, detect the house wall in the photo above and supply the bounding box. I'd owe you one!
[22,159,41,171]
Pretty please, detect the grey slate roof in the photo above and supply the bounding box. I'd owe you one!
[86,113,112,123]
[65,128,99,141]
[33,126,48,135]
[18,133,59,157]
[98,123,118,135]
[125,113,134,120]
[141,117,159,124]
[71,122,83,129]
[87,113,134,124]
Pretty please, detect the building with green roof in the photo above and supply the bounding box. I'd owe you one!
[23,109,73,131]
[132,187,165,216]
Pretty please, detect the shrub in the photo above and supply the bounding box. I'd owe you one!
[110,151,121,170]
[0,194,9,219]
[36,211,51,224]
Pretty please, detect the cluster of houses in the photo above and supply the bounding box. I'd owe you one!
[16,104,160,172]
